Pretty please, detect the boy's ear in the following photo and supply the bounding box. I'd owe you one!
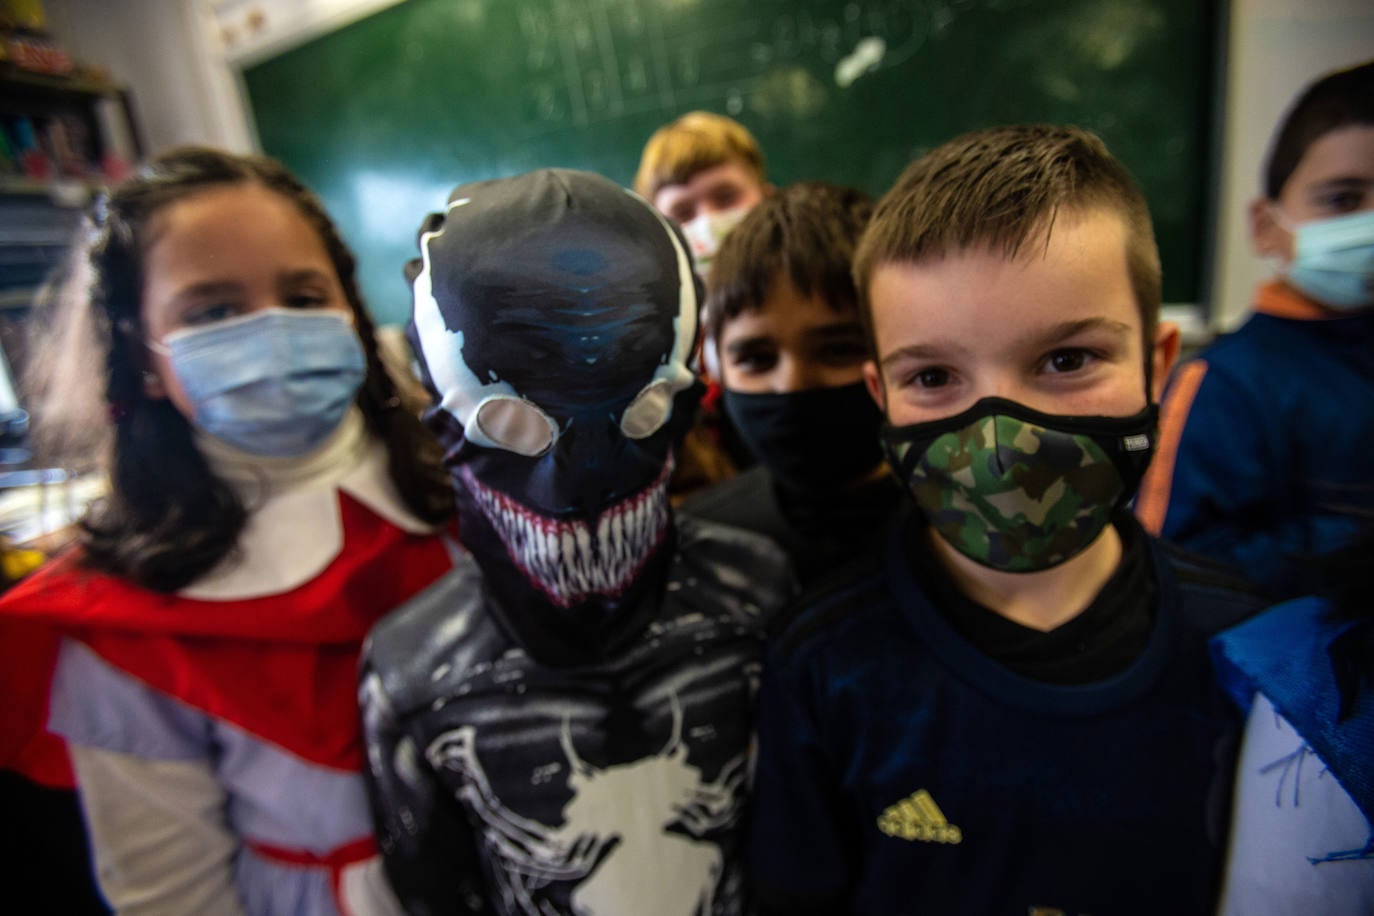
[863,359,886,412]
[1248,197,1291,262]
[1150,321,1182,403]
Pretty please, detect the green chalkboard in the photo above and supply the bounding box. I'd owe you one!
[243,0,1220,326]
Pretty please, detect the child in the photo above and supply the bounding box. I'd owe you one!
[0,146,457,914]
[1212,524,1374,913]
[359,169,794,915]
[1135,60,1374,599]
[636,111,775,498]
[682,182,903,586]
[634,110,772,278]
[749,125,1270,915]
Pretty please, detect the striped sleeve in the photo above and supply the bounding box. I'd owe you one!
[1136,360,1210,535]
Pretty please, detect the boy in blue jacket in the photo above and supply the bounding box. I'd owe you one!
[749,125,1269,915]
[1135,60,1374,598]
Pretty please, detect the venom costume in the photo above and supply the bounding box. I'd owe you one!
[360,170,794,916]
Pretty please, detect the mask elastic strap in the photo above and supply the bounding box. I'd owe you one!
[1260,202,1300,277]
[1268,201,1298,234]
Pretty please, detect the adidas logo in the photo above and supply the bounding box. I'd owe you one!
[877,789,962,844]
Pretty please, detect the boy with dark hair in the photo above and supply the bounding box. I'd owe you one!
[1136,59,1374,599]
[749,125,1269,915]
[682,182,902,585]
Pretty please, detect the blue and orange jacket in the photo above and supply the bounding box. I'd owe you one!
[1136,281,1374,597]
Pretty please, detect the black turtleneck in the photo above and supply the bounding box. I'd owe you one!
[905,513,1157,684]
[681,466,903,589]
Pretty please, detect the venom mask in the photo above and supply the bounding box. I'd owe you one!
[408,169,703,665]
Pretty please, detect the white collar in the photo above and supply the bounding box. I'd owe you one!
[184,409,436,600]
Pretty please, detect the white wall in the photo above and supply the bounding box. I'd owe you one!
[46,0,1374,332]
[1212,0,1374,329]
[47,0,253,153]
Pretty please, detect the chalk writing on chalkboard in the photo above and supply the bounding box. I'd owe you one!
[511,0,1069,135]
[243,0,1217,324]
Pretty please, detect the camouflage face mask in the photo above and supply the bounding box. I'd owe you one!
[881,397,1158,573]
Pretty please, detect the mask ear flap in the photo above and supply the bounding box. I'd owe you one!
[1249,198,1291,262]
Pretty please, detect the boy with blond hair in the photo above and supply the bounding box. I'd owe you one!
[749,125,1268,915]
[635,110,771,278]
[637,111,775,495]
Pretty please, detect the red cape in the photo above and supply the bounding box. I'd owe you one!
[0,493,455,787]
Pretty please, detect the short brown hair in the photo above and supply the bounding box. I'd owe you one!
[633,111,766,201]
[854,124,1161,347]
[707,182,873,345]
[1263,59,1374,199]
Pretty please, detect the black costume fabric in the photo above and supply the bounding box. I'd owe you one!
[364,170,796,915]
[682,465,903,591]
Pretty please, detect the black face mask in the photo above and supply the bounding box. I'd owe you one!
[723,381,884,493]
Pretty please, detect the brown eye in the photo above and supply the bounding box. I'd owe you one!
[286,291,329,309]
[711,186,742,209]
[1318,190,1366,213]
[730,345,778,374]
[185,303,241,326]
[914,367,950,388]
[1046,350,1089,373]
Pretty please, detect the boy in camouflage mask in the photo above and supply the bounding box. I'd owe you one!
[748,125,1271,916]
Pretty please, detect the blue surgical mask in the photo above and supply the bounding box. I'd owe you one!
[1275,208,1374,310]
[152,309,367,457]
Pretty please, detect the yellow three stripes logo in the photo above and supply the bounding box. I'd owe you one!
[877,789,963,844]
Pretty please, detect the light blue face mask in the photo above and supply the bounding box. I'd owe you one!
[153,308,367,457]
[1277,208,1374,310]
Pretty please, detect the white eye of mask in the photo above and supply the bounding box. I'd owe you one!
[470,395,559,456]
[620,379,675,439]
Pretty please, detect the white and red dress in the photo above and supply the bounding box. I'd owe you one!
[0,412,456,915]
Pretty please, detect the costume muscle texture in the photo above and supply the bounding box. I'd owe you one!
[362,516,793,916]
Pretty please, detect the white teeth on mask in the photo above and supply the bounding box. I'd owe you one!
[462,461,673,608]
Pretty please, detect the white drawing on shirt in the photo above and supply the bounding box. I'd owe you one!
[426,694,744,915]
